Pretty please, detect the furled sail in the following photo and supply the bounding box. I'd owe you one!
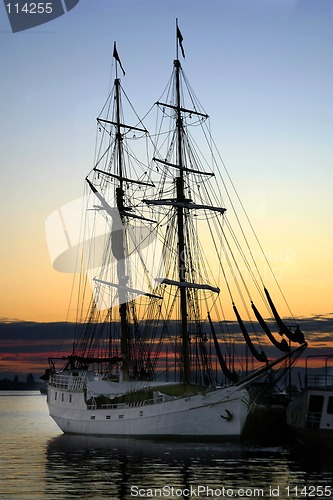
[251,302,290,352]
[264,288,305,344]
[157,278,220,294]
[93,167,155,187]
[233,304,268,363]
[153,157,214,177]
[293,325,307,345]
[208,313,238,383]
[93,278,162,299]
[144,197,226,214]
[65,355,122,366]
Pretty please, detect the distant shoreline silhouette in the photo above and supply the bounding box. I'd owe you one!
[0,374,43,391]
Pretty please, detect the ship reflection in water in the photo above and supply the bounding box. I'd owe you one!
[45,434,333,500]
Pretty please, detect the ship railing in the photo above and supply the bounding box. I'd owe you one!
[87,403,124,410]
[86,395,165,411]
[49,373,86,392]
[305,374,333,390]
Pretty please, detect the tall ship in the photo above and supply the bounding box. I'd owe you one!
[45,25,306,439]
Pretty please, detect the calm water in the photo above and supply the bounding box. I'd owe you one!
[0,393,332,500]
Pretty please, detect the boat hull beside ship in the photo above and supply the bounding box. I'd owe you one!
[287,387,333,448]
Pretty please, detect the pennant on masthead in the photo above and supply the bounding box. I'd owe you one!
[113,42,125,76]
[177,25,185,58]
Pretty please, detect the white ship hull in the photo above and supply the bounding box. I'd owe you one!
[47,374,250,438]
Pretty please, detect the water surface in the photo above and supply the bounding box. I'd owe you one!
[0,393,332,499]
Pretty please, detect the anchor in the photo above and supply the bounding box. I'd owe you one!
[220,409,233,421]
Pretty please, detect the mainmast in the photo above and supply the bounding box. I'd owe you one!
[145,25,212,384]
[143,24,224,384]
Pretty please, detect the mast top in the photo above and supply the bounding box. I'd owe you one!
[176,19,185,60]
[113,41,125,77]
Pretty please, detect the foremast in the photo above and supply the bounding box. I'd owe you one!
[114,72,130,381]
[85,43,151,381]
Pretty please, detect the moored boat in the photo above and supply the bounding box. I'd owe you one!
[287,355,333,448]
[45,23,306,439]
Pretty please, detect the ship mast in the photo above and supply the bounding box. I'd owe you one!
[85,43,154,380]
[143,24,222,384]
[114,74,130,381]
[174,56,190,385]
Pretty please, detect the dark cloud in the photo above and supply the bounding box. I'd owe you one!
[0,315,332,379]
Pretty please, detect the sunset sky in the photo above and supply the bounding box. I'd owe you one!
[0,0,332,377]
